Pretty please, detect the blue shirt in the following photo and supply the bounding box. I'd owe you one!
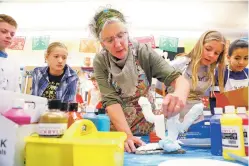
[31,64,79,102]
[0,51,8,58]
[215,66,248,86]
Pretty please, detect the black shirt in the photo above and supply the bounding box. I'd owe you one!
[41,67,65,100]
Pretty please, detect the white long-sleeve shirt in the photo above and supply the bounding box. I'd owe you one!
[0,52,20,92]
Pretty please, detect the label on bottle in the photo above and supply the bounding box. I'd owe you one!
[38,123,67,136]
[221,126,241,149]
[243,125,248,146]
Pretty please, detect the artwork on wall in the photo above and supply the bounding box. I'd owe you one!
[32,36,50,50]
[159,36,179,53]
[79,39,100,53]
[8,36,26,50]
[58,39,79,52]
[134,36,156,48]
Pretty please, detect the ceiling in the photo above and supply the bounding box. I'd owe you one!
[0,0,248,34]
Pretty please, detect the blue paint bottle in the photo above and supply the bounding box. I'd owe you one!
[97,108,110,131]
[83,106,98,128]
[210,107,223,156]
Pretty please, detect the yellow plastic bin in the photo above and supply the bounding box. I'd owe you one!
[25,119,126,166]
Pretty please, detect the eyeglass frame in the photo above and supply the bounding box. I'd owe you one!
[100,31,128,46]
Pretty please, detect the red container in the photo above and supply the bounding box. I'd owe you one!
[149,132,161,143]
[237,107,248,156]
[67,103,82,128]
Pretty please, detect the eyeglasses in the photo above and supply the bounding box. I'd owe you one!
[101,31,128,46]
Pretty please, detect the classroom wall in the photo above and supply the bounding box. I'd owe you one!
[0,0,248,67]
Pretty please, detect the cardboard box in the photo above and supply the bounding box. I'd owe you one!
[216,87,248,108]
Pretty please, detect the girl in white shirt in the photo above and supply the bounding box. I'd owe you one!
[161,30,226,120]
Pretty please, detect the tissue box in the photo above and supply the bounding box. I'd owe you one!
[0,90,47,166]
[0,115,38,166]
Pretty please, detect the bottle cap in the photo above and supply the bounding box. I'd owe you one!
[237,107,246,114]
[48,100,61,109]
[60,102,69,112]
[68,103,78,112]
[13,99,25,109]
[225,105,235,114]
[98,108,106,114]
[85,106,95,113]
[214,107,223,114]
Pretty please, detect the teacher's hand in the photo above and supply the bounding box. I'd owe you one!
[124,135,145,153]
[162,93,186,118]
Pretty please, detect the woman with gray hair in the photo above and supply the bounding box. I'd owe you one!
[89,8,190,153]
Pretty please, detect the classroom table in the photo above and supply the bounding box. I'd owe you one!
[124,136,247,166]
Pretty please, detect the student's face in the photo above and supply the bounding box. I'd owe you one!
[228,48,248,72]
[201,40,224,66]
[0,22,16,50]
[46,47,68,72]
[100,22,129,60]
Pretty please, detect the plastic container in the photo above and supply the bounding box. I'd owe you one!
[97,108,110,131]
[25,119,126,166]
[236,107,248,156]
[38,100,68,137]
[149,131,161,143]
[67,103,82,128]
[83,106,98,128]
[210,107,223,156]
[3,98,31,125]
[178,111,211,143]
[221,106,245,160]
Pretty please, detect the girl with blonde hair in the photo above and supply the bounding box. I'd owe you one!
[169,30,226,119]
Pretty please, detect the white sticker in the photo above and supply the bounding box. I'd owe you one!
[204,122,210,126]
[221,126,241,150]
[38,123,67,136]
[243,125,248,146]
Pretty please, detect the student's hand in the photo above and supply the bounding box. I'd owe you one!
[162,93,186,118]
[124,135,145,153]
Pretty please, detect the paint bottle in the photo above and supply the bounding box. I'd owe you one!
[221,105,245,160]
[83,106,98,128]
[97,108,110,131]
[67,103,82,128]
[210,107,223,156]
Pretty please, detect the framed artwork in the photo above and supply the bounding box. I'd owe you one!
[134,36,156,48]
[9,36,26,50]
[159,36,179,53]
[79,39,100,53]
[32,36,50,50]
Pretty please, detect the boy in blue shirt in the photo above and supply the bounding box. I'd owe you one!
[0,14,20,92]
